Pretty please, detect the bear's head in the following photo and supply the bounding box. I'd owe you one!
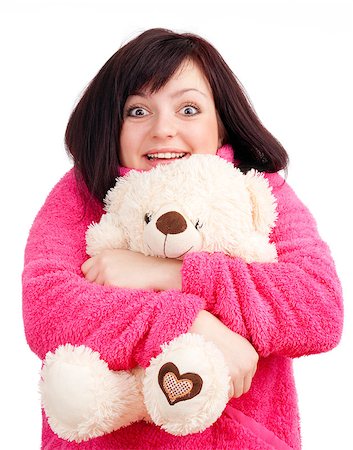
[86,154,278,263]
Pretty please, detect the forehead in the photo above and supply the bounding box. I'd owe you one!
[170,61,211,90]
[135,60,213,98]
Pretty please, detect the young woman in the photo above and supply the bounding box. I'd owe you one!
[23,28,343,449]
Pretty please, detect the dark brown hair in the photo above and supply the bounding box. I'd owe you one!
[65,28,289,202]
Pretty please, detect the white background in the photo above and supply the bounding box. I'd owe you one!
[1,0,352,448]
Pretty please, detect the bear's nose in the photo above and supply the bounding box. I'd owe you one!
[156,211,187,235]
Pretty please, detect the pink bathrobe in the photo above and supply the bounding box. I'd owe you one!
[22,151,343,449]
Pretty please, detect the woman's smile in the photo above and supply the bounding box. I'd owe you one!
[144,149,190,167]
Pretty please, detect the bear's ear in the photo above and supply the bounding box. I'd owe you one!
[244,170,278,235]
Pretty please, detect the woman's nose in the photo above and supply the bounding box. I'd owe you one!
[150,114,177,139]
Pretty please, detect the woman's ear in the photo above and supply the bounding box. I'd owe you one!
[244,170,278,234]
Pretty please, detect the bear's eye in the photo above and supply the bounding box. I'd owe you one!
[144,213,152,224]
[195,219,203,230]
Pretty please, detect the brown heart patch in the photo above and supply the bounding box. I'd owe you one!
[158,362,203,405]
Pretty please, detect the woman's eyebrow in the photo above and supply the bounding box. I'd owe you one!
[130,88,207,98]
[171,88,207,98]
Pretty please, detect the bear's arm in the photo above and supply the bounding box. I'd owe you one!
[181,173,343,358]
[22,169,205,369]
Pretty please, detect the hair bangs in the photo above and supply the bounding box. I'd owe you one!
[125,39,195,97]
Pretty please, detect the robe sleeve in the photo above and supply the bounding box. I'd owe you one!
[22,170,205,370]
[181,173,343,358]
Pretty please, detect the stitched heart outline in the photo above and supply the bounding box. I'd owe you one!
[158,362,203,405]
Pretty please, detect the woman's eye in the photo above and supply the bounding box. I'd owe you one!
[181,105,199,116]
[127,107,148,117]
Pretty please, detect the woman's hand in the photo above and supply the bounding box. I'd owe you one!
[81,249,183,291]
[190,310,258,399]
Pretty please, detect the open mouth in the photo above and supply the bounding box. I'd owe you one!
[146,152,189,161]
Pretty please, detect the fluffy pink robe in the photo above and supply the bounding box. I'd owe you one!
[23,150,343,449]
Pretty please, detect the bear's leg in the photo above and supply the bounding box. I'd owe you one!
[143,333,230,436]
[40,344,146,442]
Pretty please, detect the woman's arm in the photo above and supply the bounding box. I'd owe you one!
[190,309,259,399]
[81,248,183,290]
[180,173,343,358]
[22,170,204,370]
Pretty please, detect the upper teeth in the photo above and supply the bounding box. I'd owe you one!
[147,152,186,160]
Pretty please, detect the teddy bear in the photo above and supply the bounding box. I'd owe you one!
[39,153,278,443]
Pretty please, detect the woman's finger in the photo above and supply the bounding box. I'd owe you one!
[83,265,99,283]
[243,373,253,395]
[81,257,95,275]
[233,378,244,399]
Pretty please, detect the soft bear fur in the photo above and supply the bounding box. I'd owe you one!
[40,154,278,442]
[86,154,277,263]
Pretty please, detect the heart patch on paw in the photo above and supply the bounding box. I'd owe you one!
[158,362,203,405]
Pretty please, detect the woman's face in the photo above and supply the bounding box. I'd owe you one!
[119,60,223,170]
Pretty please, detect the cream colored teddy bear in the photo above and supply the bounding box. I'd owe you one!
[40,154,277,443]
